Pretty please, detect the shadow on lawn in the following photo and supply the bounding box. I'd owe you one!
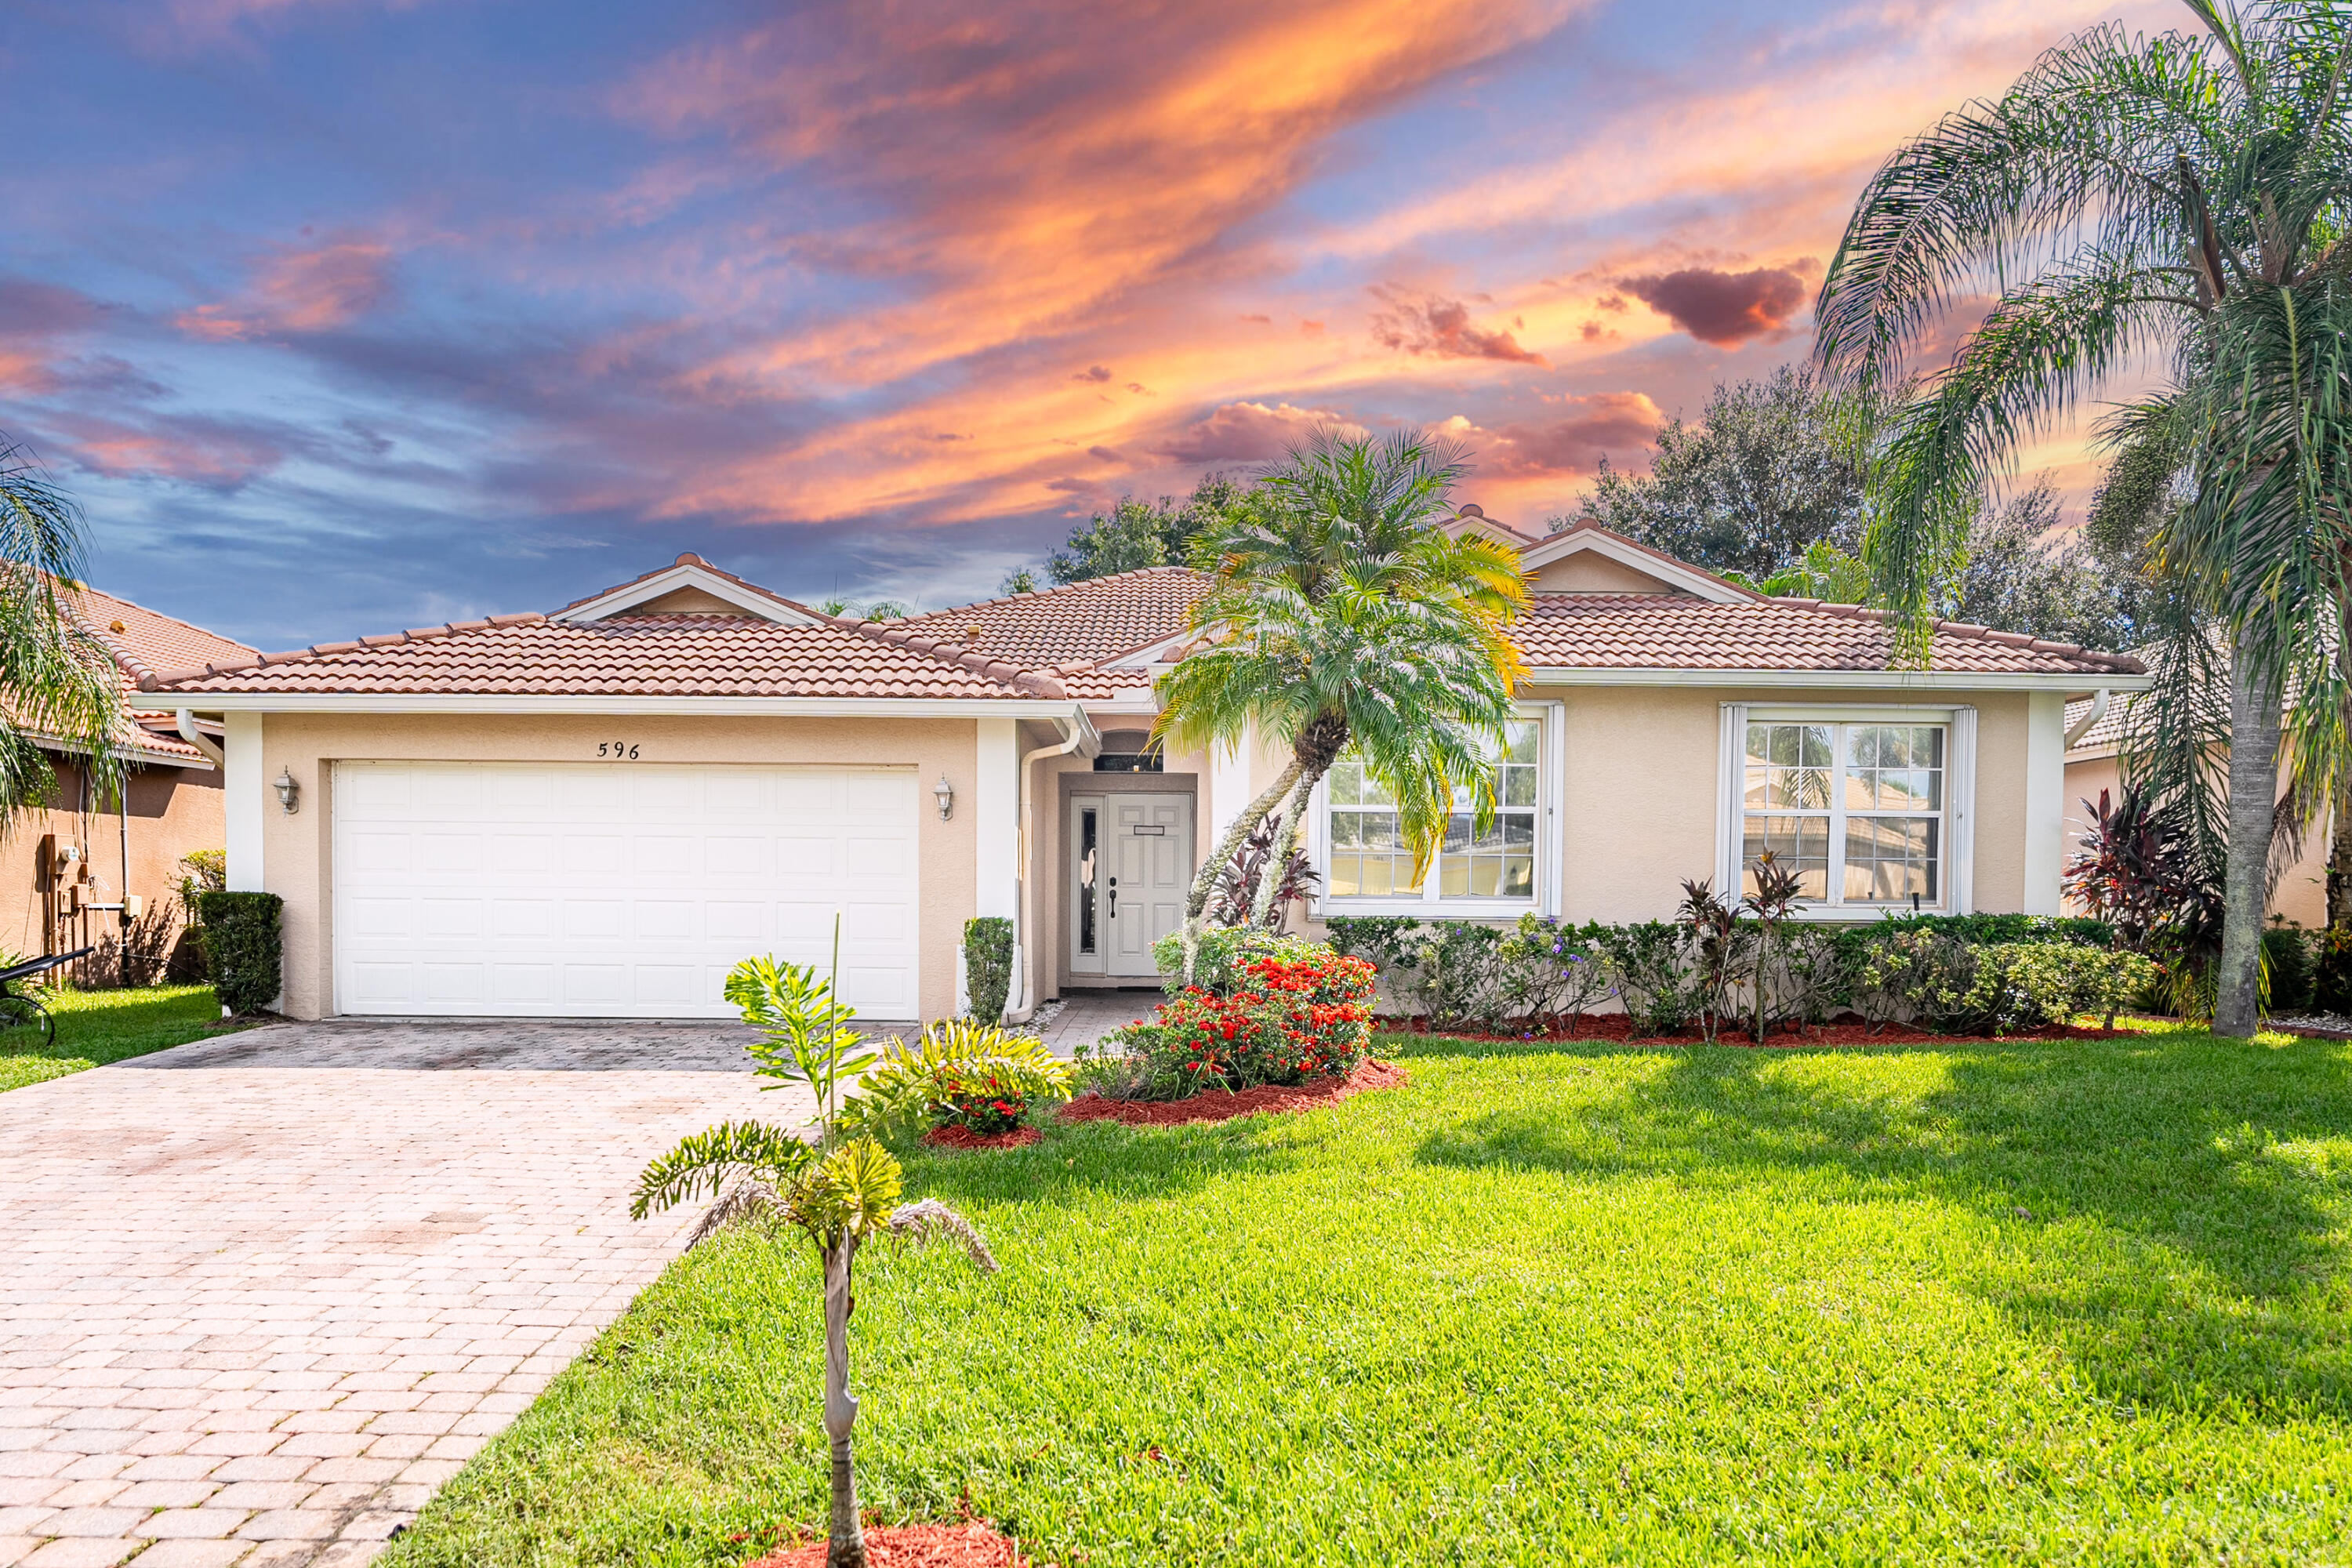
[1415,1034,2352,1421]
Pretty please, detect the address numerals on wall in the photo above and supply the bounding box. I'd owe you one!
[597,742,642,760]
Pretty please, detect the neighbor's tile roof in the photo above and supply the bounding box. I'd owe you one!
[46,583,255,764]
[896,568,1206,673]
[145,613,1070,699]
[1513,594,2144,677]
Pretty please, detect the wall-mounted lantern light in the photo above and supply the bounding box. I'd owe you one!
[275,767,300,815]
[933,774,955,822]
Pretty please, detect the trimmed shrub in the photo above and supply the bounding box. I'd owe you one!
[962,916,1013,1023]
[195,891,282,1015]
[841,1019,1073,1137]
[1108,942,1375,1101]
[1852,931,2153,1033]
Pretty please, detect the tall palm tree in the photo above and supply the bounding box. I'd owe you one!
[0,435,128,819]
[1153,429,1527,940]
[1813,0,2352,1034]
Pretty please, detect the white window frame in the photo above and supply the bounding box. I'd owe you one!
[1308,701,1563,918]
[1717,703,1976,920]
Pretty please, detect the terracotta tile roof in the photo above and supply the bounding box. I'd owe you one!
[1515,595,2145,676]
[896,568,1206,672]
[43,583,254,764]
[146,613,1069,699]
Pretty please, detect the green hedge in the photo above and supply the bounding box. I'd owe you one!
[195,891,282,1015]
[963,916,1013,1023]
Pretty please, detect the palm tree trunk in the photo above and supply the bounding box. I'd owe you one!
[1249,757,1334,927]
[2216,651,2284,1036]
[1185,754,1304,924]
[822,1239,864,1568]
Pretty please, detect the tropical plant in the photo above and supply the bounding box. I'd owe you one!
[2064,785,2227,1014]
[724,953,877,1130]
[1675,877,1747,1044]
[838,1018,1074,1138]
[637,974,997,1568]
[0,436,131,821]
[1153,429,1527,964]
[1813,0,2352,1035]
[1206,815,1321,928]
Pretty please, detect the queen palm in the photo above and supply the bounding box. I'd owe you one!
[1153,429,1527,939]
[0,434,129,818]
[1814,0,2352,1033]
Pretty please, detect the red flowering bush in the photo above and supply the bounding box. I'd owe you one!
[935,1065,1034,1135]
[1112,942,1376,1101]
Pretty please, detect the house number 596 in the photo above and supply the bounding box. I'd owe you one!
[597,742,640,759]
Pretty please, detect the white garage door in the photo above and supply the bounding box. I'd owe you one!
[332,762,920,1019]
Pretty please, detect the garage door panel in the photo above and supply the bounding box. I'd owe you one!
[336,762,919,1018]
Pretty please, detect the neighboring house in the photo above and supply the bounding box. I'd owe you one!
[147,528,2144,1023]
[2063,686,2332,927]
[3,586,253,966]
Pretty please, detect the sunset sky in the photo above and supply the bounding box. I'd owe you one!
[3,0,2179,648]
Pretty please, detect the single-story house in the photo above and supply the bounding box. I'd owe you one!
[3,585,253,969]
[146,524,2147,1022]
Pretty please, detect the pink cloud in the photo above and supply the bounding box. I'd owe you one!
[1617,265,1812,348]
[176,238,394,341]
[1152,400,1367,463]
[1436,393,1662,478]
[1369,286,1545,364]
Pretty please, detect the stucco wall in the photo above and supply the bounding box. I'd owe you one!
[0,757,223,968]
[2063,752,2330,927]
[1545,685,2038,920]
[251,713,980,1020]
[1527,554,1689,595]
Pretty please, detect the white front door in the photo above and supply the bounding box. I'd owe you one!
[332,760,920,1018]
[1070,793,1192,978]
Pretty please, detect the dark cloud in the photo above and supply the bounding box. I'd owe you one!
[1073,365,1112,382]
[1368,286,1545,364]
[1616,266,1809,347]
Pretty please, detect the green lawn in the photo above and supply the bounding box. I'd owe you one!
[0,984,233,1092]
[387,1027,2352,1566]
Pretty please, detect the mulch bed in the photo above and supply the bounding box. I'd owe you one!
[746,1523,1028,1567]
[1056,1059,1408,1127]
[1382,1014,2131,1048]
[920,1124,1043,1152]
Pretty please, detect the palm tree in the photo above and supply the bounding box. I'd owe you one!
[1813,0,2352,1034]
[1153,430,1526,940]
[0,434,129,821]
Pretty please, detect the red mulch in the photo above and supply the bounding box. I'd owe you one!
[1383,1013,2129,1047]
[920,1124,1042,1152]
[746,1523,1027,1567]
[1056,1058,1408,1126]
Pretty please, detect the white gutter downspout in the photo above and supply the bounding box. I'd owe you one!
[1007,719,1091,1022]
[2063,688,2112,750]
[175,710,226,768]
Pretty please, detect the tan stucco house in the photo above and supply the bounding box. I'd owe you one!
[145,524,2145,1022]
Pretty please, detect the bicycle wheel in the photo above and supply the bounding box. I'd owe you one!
[0,992,53,1048]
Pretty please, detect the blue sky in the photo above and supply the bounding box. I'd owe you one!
[2,0,2172,649]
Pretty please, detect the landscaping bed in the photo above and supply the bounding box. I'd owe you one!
[921,1124,1044,1152]
[1379,1013,2133,1047]
[748,1523,1025,1566]
[1057,1058,1406,1126]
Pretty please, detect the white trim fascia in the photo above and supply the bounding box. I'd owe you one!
[1523,666,2148,693]
[1515,530,1755,602]
[552,562,821,625]
[2065,744,2121,763]
[1541,698,1565,919]
[170,694,1098,720]
[1715,702,1747,895]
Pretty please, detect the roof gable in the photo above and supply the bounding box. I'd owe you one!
[1516,522,1759,603]
[554,554,823,625]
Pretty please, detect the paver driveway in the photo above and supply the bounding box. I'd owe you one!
[0,1019,810,1568]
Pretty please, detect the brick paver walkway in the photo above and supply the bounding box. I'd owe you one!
[1030,990,1157,1058]
[0,1022,803,1568]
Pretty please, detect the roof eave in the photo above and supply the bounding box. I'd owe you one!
[162,692,1099,718]
[1519,666,2153,693]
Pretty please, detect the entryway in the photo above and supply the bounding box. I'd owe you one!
[1067,792,1194,978]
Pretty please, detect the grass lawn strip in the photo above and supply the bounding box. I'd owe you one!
[384,1022,2352,1567]
[0,984,234,1092]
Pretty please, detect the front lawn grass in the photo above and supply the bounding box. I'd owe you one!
[0,984,230,1092]
[387,1026,2352,1566]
